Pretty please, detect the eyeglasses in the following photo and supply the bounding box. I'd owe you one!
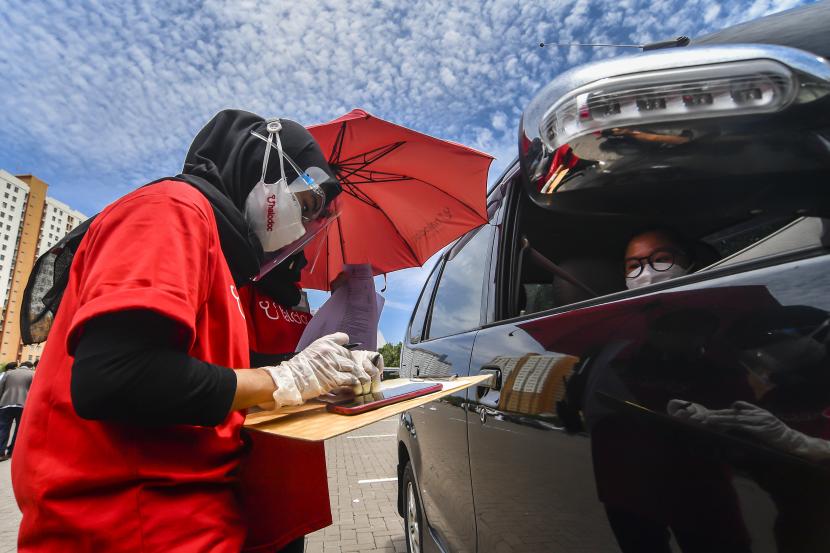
[624,249,684,279]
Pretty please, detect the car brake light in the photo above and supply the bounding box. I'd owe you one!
[541,60,797,150]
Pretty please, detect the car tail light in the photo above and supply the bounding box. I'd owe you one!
[541,60,797,150]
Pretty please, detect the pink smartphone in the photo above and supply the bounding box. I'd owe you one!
[326,382,443,415]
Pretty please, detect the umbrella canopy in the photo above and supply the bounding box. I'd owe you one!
[299,109,493,290]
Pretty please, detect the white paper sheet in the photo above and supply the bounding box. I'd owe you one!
[297,264,384,351]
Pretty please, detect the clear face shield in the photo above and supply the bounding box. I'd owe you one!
[245,119,339,281]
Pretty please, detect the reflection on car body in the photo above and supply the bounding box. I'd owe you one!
[395,4,830,553]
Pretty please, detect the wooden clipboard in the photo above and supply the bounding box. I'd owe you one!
[243,375,490,442]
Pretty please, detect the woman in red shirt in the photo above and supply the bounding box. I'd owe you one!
[12,110,368,552]
[238,253,331,553]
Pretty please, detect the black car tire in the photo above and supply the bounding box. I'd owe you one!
[402,461,424,553]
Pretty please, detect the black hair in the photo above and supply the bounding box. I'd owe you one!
[627,227,695,266]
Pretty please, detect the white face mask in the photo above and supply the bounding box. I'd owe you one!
[626,263,688,290]
[244,120,306,253]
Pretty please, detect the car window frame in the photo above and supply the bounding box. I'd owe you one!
[488,165,521,324]
[422,223,494,342]
[406,258,444,345]
[495,246,830,328]
[409,176,512,344]
[491,161,830,326]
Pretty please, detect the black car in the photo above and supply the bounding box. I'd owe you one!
[396,4,830,552]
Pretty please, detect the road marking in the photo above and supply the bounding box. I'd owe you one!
[358,477,397,484]
[346,434,395,439]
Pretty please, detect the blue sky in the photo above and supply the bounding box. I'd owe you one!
[0,0,815,345]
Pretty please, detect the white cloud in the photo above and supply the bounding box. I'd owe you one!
[491,111,508,131]
[0,0,815,343]
[3,1,811,212]
[704,3,722,23]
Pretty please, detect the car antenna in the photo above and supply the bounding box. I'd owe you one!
[539,36,690,51]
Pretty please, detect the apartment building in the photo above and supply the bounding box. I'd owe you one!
[0,173,29,319]
[0,171,86,363]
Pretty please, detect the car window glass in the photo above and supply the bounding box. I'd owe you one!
[427,225,493,340]
[704,217,828,270]
[408,261,442,344]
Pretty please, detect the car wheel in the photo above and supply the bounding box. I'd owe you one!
[403,461,424,553]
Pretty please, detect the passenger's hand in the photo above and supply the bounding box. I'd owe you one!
[701,401,830,460]
[668,399,830,462]
[666,399,711,422]
[261,333,364,409]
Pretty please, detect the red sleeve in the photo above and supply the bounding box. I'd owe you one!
[67,190,214,354]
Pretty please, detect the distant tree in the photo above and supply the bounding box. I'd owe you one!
[379,342,401,367]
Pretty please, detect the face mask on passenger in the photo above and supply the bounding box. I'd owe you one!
[625,263,689,290]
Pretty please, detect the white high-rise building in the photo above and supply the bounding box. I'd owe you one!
[0,171,31,327]
[37,197,86,257]
[0,170,87,363]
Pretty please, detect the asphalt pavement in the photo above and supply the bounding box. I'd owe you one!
[0,459,19,553]
[0,418,404,552]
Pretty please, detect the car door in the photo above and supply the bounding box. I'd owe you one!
[467,177,620,553]
[404,221,497,553]
[469,197,830,551]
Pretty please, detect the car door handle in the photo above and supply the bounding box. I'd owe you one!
[478,365,502,391]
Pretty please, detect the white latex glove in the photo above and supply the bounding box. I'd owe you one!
[667,399,713,422]
[261,333,369,409]
[668,399,830,462]
[350,350,384,394]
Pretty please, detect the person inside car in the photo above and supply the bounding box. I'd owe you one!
[624,229,694,290]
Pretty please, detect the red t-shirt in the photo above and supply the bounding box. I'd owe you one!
[236,286,331,552]
[239,286,311,357]
[12,181,250,552]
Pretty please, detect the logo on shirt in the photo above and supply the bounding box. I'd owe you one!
[230,285,245,320]
[258,300,310,325]
[265,194,276,231]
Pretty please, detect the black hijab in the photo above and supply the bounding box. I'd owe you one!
[22,110,336,345]
[179,109,339,293]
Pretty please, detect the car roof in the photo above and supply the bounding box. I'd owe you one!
[693,2,830,58]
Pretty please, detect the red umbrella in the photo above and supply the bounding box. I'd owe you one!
[299,109,493,290]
